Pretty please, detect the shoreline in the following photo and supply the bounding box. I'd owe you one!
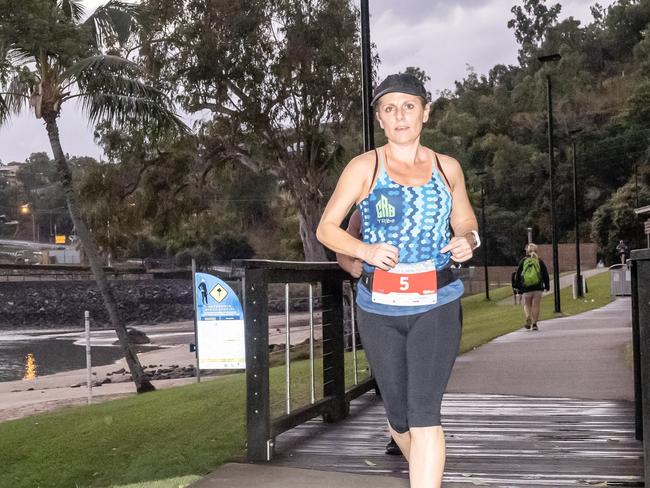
[0,343,202,423]
[0,313,320,422]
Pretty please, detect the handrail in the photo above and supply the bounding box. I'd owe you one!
[232,259,376,462]
[628,249,649,485]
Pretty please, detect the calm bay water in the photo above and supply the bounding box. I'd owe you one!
[0,329,126,382]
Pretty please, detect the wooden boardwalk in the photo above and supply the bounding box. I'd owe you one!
[272,392,644,487]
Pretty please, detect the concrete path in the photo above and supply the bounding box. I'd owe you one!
[448,297,634,400]
[190,463,409,488]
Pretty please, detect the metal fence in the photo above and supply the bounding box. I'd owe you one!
[232,260,376,462]
[628,249,650,485]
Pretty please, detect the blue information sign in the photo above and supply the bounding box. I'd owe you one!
[194,272,245,369]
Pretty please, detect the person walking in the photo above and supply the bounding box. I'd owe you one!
[616,239,628,264]
[514,243,550,331]
[317,73,479,488]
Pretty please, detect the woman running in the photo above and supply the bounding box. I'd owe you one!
[316,73,480,488]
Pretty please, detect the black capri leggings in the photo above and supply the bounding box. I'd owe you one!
[356,298,462,433]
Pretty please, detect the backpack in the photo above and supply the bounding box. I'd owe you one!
[521,257,542,287]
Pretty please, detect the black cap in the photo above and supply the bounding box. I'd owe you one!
[371,73,428,106]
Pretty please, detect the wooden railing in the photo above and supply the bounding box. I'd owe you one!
[231,260,376,462]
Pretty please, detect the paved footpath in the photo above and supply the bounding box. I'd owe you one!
[447,297,635,400]
[190,297,642,487]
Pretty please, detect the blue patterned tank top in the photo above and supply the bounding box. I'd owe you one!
[356,147,464,315]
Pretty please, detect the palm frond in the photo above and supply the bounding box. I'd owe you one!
[60,54,136,85]
[7,47,35,66]
[4,75,30,112]
[84,1,139,47]
[58,0,85,22]
[0,94,9,126]
[0,75,30,126]
[80,91,188,137]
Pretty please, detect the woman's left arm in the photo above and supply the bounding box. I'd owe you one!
[439,155,479,263]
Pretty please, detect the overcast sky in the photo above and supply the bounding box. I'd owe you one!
[0,0,616,163]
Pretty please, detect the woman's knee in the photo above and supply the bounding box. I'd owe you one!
[409,425,444,443]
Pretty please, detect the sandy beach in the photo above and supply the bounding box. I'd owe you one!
[0,313,321,422]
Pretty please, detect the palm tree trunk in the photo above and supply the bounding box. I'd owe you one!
[43,113,155,393]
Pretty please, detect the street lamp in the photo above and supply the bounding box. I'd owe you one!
[360,0,374,152]
[20,204,36,243]
[476,171,489,300]
[538,52,562,313]
[569,128,584,298]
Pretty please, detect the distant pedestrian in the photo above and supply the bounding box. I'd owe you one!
[616,240,628,264]
[515,243,550,331]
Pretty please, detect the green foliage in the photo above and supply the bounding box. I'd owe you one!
[507,0,562,63]
[591,169,650,263]
[137,0,363,259]
[211,232,254,263]
[426,0,650,264]
[174,246,212,268]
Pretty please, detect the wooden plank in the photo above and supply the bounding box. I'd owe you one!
[271,392,644,487]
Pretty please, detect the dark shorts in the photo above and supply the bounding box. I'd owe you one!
[356,299,462,433]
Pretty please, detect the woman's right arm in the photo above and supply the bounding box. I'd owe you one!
[317,156,399,271]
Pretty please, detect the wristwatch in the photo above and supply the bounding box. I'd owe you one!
[464,230,481,250]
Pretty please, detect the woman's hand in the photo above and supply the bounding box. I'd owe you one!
[441,237,473,263]
[361,243,399,271]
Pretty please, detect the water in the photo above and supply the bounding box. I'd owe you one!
[0,329,128,382]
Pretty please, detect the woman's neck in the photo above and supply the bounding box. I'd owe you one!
[385,139,423,167]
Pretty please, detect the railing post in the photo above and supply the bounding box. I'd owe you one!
[244,268,272,462]
[631,257,643,441]
[321,276,348,423]
[630,249,650,486]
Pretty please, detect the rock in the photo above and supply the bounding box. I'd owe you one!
[113,368,126,375]
[125,327,151,345]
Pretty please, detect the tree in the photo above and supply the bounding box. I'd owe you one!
[508,0,562,64]
[138,0,362,261]
[0,0,187,393]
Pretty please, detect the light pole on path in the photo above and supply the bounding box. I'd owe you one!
[538,53,562,313]
[20,204,36,243]
[569,128,584,298]
[476,171,489,300]
[360,0,374,152]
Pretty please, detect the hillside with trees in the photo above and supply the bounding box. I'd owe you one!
[4,0,649,267]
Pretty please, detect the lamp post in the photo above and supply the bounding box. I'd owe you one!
[20,204,35,243]
[476,171,489,300]
[569,129,583,297]
[360,0,374,152]
[538,53,562,313]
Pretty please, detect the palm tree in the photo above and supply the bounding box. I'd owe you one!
[0,0,188,393]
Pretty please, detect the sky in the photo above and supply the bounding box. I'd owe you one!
[0,0,616,163]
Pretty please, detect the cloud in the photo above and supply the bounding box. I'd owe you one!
[371,0,615,94]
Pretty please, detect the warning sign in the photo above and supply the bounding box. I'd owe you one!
[210,284,228,302]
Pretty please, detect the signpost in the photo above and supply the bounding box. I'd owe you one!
[191,262,246,377]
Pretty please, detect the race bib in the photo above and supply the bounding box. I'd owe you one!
[371,261,438,306]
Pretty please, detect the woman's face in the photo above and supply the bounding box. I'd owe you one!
[376,92,430,144]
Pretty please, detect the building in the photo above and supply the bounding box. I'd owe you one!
[0,162,21,185]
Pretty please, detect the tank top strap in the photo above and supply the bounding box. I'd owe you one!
[433,152,452,190]
[368,147,388,191]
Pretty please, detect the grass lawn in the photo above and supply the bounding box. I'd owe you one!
[0,272,613,488]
